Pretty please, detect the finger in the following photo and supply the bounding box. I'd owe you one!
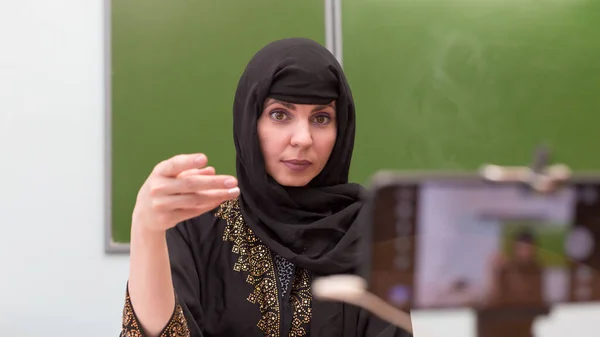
[154,153,208,177]
[178,166,215,178]
[182,188,240,211]
[152,193,204,212]
[148,174,235,197]
[198,187,240,202]
[156,175,238,195]
[149,175,237,196]
[154,202,223,226]
[152,188,240,211]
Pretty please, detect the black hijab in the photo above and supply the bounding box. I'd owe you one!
[233,38,365,275]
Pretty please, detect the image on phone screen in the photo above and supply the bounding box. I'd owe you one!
[366,178,600,311]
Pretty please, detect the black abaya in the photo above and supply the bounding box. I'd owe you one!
[121,199,411,337]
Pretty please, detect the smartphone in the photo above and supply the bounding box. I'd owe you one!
[360,171,600,312]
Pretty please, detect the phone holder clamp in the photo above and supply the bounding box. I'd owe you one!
[479,145,571,194]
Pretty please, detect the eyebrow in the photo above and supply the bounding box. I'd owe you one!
[265,99,335,112]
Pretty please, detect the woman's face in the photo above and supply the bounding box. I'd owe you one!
[257,98,337,187]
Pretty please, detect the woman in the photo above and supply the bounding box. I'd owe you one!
[121,37,412,337]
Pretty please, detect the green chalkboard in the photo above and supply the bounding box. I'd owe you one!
[109,0,600,248]
[110,0,325,246]
[344,0,600,183]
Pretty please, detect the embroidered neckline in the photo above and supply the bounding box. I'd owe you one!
[216,198,312,337]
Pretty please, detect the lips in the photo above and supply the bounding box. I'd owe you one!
[282,159,312,172]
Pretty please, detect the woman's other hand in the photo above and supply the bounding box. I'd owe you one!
[132,153,240,234]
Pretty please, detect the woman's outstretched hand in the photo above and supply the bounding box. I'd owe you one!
[132,153,240,233]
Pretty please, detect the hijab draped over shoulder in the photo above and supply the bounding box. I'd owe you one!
[233,38,365,275]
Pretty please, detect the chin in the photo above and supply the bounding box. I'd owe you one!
[272,174,313,187]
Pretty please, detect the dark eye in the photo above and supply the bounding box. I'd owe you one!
[269,110,288,121]
[313,114,330,125]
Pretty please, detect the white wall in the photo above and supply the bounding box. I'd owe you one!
[0,1,129,336]
[0,1,598,336]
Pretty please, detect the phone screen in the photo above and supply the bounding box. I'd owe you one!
[365,177,600,311]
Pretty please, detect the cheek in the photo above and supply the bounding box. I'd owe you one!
[315,128,337,161]
[257,120,271,158]
[257,121,284,162]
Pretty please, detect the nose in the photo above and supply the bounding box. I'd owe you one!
[290,121,313,148]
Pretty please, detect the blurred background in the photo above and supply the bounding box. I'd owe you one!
[1,0,599,336]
